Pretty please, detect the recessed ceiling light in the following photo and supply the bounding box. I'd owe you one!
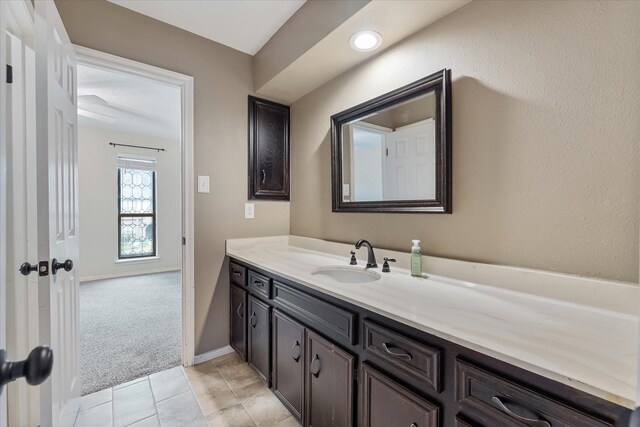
[349,30,382,52]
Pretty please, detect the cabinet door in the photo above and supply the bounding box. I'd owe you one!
[230,285,247,360]
[361,364,439,427]
[248,295,271,384]
[273,310,305,422]
[248,96,290,200]
[306,330,354,427]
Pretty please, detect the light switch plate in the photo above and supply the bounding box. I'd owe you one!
[244,203,255,219]
[197,176,210,193]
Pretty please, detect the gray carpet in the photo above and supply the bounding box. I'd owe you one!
[80,271,182,395]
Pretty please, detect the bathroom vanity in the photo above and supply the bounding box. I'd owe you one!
[226,236,636,427]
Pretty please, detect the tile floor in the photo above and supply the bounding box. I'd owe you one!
[74,352,300,427]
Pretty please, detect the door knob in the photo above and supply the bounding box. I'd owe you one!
[0,346,54,396]
[19,262,37,276]
[51,258,73,274]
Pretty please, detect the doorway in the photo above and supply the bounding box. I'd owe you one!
[74,47,195,395]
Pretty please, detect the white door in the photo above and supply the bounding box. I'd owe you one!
[35,1,80,426]
[1,2,10,426]
[5,1,40,426]
[384,119,436,200]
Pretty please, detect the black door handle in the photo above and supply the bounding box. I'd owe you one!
[0,346,53,396]
[52,258,73,274]
[19,262,37,276]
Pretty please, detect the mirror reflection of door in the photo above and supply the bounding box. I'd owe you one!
[384,119,436,200]
[340,89,438,204]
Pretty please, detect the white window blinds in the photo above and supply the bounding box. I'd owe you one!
[116,155,157,171]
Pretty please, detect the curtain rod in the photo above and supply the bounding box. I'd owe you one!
[109,142,165,152]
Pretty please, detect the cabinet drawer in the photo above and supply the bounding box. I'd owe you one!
[361,363,439,427]
[455,359,613,427]
[363,320,441,392]
[274,281,357,345]
[230,262,246,286]
[248,270,272,299]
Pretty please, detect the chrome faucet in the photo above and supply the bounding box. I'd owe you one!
[355,240,377,269]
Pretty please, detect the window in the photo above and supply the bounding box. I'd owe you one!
[117,156,157,259]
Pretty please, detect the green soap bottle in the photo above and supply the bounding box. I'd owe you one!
[411,240,422,277]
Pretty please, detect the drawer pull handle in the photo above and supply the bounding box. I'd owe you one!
[236,303,244,319]
[310,354,321,377]
[411,424,418,427]
[250,312,257,328]
[382,342,412,360]
[261,169,266,184]
[253,280,264,287]
[491,396,551,427]
[232,271,242,277]
[290,340,301,362]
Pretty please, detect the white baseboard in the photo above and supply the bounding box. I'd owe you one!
[194,345,235,365]
[80,268,180,282]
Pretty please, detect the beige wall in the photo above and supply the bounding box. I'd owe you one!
[78,127,181,281]
[290,0,640,282]
[56,0,290,354]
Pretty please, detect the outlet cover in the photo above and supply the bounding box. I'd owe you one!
[197,176,210,193]
[244,203,255,219]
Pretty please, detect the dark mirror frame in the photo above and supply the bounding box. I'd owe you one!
[330,69,452,213]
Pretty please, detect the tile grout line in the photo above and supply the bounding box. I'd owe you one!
[147,377,162,427]
[180,363,211,424]
[212,359,259,427]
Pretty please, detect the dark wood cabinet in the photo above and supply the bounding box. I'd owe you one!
[305,330,354,427]
[248,96,290,200]
[228,259,631,427]
[230,285,247,360]
[248,295,271,384]
[272,310,305,423]
[360,364,439,427]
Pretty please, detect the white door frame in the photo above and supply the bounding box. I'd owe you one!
[0,3,10,427]
[73,46,196,367]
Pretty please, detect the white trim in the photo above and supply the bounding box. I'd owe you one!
[114,256,162,265]
[80,268,179,283]
[74,45,196,367]
[194,346,235,365]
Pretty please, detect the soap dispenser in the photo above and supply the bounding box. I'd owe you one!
[411,240,422,277]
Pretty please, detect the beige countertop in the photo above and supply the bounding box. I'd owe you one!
[226,235,638,409]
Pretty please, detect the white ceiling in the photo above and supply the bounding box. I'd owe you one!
[77,64,182,140]
[107,0,306,55]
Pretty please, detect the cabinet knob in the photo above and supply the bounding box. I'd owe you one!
[491,396,551,427]
[236,303,244,319]
[289,341,301,362]
[310,354,321,377]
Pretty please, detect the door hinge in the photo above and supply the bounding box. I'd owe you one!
[38,260,49,277]
[182,236,186,245]
[385,147,389,156]
[354,367,358,383]
[6,65,13,84]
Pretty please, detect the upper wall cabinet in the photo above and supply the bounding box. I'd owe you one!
[331,69,452,213]
[248,96,290,200]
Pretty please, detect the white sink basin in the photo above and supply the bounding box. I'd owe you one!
[311,266,381,284]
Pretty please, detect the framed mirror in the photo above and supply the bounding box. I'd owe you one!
[331,69,451,213]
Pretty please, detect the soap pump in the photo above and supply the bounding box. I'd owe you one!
[411,240,422,277]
